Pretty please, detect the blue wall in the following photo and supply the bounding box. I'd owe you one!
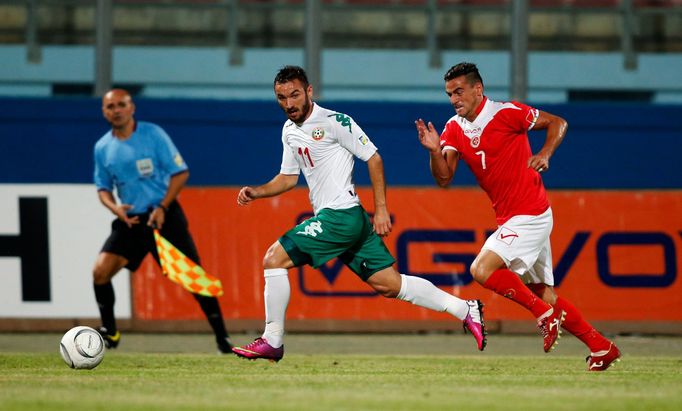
[3,46,682,103]
[1,97,681,188]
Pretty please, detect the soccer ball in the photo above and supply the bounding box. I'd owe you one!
[59,326,105,369]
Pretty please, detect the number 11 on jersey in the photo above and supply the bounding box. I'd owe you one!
[298,146,315,168]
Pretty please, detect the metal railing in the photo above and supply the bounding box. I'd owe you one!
[3,0,681,97]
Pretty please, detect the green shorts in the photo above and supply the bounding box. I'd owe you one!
[279,206,395,281]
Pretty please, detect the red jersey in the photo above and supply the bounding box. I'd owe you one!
[440,97,549,225]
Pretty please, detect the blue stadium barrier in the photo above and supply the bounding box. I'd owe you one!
[1,97,680,188]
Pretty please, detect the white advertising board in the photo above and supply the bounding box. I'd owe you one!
[0,184,131,318]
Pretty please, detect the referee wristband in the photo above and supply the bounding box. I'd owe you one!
[157,204,169,213]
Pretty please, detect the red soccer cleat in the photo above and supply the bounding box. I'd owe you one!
[537,308,566,353]
[232,337,284,362]
[463,300,487,351]
[587,343,621,371]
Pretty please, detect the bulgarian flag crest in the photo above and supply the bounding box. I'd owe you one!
[153,229,223,297]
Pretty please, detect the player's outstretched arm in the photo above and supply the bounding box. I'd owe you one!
[366,153,392,237]
[527,110,568,173]
[415,119,458,187]
[237,173,299,206]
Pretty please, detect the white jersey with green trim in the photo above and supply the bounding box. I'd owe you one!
[280,103,378,214]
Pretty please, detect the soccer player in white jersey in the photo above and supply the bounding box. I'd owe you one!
[231,65,486,361]
[416,62,621,371]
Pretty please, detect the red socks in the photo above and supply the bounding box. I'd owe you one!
[526,283,611,353]
[482,269,552,319]
[555,295,611,352]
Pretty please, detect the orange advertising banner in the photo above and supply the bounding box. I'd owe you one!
[133,188,682,322]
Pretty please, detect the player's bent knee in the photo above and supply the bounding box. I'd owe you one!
[372,284,398,298]
[262,243,280,268]
[366,267,402,298]
[367,278,400,298]
[469,261,487,283]
[262,253,283,270]
[262,241,294,270]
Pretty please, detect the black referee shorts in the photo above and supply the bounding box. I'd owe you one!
[100,201,200,271]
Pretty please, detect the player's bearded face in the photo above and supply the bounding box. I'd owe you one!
[275,80,313,124]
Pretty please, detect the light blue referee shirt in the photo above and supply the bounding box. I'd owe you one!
[94,121,188,214]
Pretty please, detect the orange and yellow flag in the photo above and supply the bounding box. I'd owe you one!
[153,229,223,297]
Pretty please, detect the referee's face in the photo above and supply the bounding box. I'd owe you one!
[102,90,135,131]
[275,79,313,124]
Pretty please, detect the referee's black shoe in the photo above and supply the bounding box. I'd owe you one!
[97,326,121,349]
[217,337,234,355]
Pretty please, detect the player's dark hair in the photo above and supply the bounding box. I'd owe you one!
[444,62,484,87]
[274,65,310,88]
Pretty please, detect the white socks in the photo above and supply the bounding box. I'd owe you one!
[262,270,468,347]
[396,274,469,320]
[262,268,289,348]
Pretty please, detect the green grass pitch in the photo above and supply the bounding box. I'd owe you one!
[1,334,681,411]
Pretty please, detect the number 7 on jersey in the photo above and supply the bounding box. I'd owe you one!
[475,150,486,170]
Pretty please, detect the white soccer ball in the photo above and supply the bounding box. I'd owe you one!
[59,326,105,370]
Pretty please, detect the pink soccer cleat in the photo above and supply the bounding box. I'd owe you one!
[232,337,284,362]
[587,343,621,371]
[463,299,487,351]
[537,308,566,353]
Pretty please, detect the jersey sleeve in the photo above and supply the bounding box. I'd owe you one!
[505,101,539,132]
[93,142,113,191]
[280,127,300,175]
[153,125,188,175]
[332,113,377,162]
[440,120,459,153]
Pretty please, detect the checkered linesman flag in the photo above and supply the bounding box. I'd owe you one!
[153,230,224,297]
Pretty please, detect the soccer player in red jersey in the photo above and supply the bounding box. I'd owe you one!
[416,62,621,371]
